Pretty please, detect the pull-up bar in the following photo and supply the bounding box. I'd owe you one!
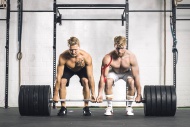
[9,9,172,13]
[61,19,125,21]
[58,8,124,9]
[176,18,190,21]
[56,4,126,8]
[177,4,190,7]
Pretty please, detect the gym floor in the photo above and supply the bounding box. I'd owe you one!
[0,107,190,127]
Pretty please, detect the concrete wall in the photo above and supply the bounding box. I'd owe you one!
[0,0,190,107]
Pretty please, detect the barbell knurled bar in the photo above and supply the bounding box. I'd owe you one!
[49,99,145,103]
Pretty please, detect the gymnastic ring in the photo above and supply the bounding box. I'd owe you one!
[17,52,22,60]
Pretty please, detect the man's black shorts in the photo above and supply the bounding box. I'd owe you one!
[61,65,88,86]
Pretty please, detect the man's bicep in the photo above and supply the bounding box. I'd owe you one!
[131,55,139,77]
[131,65,139,77]
[57,55,66,77]
[100,56,111,76]
[86,64,93,77]
[101,64,110,76]
[102,56,109,66]
[85,54,92,66]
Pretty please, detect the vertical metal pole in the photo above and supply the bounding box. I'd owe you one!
[18,0,23,49]
[53,0,57,108]
[125,0,129,49]
[125,0,129,98]
[164,0,166,85]
[5,0,10,109]
[17,0,23,87]
[172,0,177,88]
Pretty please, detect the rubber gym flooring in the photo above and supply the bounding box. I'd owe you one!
[0,107,190,127]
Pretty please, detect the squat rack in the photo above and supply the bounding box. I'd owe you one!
[52,0,130,108]
[52,0,178,108]
[170,1,190,88]
[1,0,187,108]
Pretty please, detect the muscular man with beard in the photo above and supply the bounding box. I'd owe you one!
[53,37,96,116]
[96,36,142,116]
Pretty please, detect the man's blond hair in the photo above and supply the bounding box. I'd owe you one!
[114,36,126,47]
[68,37,80,47]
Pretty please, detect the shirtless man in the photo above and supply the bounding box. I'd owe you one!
[96,36,142,116]
[53,37,96,116]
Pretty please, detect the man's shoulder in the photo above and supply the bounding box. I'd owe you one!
[80,49,91,58]
[102,52,113,64]
[59,50,70,60]
[125,50,137,64]
[104,54,110,59]
[104,51,114,59]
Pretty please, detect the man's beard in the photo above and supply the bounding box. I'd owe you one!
[70,52,77,57]
[118,53,124,57]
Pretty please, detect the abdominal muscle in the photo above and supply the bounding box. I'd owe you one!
[110,67,131,74]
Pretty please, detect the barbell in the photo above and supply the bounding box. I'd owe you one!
[49,99,144,103]
[18,85,176,116]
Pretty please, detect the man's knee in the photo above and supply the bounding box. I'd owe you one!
[60,79,67,89]
[81,78,89,87]
[105,78,114,89]
[106,78,114,85]
[127,78,135,89]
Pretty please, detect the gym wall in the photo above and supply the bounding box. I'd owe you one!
[0,0,190,107]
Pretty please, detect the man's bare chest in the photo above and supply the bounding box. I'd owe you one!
[66,57,85,71]
[110,58,131,72]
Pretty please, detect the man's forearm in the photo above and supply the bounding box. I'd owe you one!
[135,80,141,96]
[98,76,105,95]
[88,77,95,95]
[54,80,60,91]
[134,76,141,96]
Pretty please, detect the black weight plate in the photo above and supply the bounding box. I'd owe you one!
[146,86,152,116]
[143,85,147,116]
[150,86,156,116]
[155,86,161,116]
[33,86,39,115]
[28,86,34,115]
[48,86,52,115]
[18,86,24,116]
[144,85,151,116]
[166,86,172,116]
[161,86,167,116]
[23,85,29,115]
[38,85,44,115]
[43,85,51,116]
[170,86,177,116]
